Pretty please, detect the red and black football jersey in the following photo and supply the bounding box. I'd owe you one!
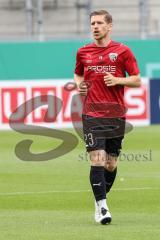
[75,40,140,117]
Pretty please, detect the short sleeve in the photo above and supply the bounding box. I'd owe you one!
[74,50,84,75]
[124,47,140,76]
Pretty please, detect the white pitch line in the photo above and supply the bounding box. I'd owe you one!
[113,187,159,191]
[0,187,159,196]
[0,190,91,196]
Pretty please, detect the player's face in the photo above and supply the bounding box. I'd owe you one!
[90,15,112,40]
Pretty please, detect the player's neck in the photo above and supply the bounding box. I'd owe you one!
[94,38,111,47]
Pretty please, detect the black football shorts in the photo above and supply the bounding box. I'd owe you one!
[82,114,125,156]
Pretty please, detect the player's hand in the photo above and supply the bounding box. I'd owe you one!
[104,72,118,87]
[77,82,88,96]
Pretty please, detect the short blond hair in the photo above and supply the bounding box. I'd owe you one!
[90,10,112,23]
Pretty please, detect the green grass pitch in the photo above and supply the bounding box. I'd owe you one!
[0,125,160,240]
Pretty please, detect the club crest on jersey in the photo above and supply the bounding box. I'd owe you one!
[109,53,118,62]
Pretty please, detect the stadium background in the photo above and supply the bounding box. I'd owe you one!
[0,1,160,240]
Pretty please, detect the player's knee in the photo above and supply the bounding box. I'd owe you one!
[90,150,105,166]
[106,163,116,172]
[105,155,118,171]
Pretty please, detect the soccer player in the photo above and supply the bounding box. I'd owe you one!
[74,10,141,225]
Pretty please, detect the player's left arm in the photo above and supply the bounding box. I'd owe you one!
[104,46,141,88]
[104,73,141,88]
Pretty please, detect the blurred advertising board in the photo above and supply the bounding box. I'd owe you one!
[0,78,150,130]
[150,79,160,124]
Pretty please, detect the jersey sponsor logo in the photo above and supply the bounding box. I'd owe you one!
[109,53,118,62]
[87,65,116,74]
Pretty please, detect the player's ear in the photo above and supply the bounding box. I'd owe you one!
[108,23,113,31]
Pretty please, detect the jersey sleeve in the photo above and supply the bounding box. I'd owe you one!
[124,47,140,76]
[74,49,84,75]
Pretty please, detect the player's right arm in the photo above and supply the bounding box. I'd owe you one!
[74,73,88,96]
[74,49,88,96]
